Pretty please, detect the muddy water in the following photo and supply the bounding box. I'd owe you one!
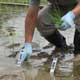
[0,5,80,80]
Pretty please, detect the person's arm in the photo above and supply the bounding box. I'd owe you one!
[17,0,40,66]
[72,2,80,16]
[25,6,39,43]
[60,2,80,30]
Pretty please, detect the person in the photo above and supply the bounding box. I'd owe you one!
[17,0,80,66]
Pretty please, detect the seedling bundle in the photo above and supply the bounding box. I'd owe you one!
[48,6,63,28]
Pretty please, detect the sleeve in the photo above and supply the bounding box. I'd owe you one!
[29,0,40,6]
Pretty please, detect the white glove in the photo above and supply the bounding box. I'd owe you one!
[17,43,32,66]
[60,11,75,30]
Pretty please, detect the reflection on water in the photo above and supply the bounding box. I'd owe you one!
[74,61,80,80]
[0,4,79,80]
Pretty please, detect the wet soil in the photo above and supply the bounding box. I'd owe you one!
[0,5,79,80]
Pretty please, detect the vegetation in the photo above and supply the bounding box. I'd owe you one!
[48,7,63,28]
[0,0,47,4]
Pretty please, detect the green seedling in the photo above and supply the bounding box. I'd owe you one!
[48,7,63,28]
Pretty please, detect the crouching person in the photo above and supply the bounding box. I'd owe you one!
[17,0,80,66]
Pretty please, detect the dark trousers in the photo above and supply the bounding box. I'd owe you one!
[44,29,80,54]
[74,29,80,54]
[44,30,67,48]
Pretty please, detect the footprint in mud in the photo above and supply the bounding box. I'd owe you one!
[31,52,50,59]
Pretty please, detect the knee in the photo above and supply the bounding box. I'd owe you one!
[37,10,44,23]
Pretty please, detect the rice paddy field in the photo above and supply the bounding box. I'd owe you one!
[0,0,79,80]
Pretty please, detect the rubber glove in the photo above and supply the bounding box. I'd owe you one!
[60,11,75,30]
[17,43,32,66]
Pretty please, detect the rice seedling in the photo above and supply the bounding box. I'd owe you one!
[48,6,63,28]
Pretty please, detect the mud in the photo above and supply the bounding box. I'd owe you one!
[0,5,79,80]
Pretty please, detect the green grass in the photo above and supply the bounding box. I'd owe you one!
[0,0,28,4]
[0,0,47,4]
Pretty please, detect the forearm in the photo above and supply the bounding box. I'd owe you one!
[72,2,80,16]
[25,6,39,43]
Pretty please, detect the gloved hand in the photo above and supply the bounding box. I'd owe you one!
[59,11,75,30]
[17,43,32,66]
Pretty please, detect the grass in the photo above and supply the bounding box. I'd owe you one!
[0,0,47,4]
[0,0,28,4]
